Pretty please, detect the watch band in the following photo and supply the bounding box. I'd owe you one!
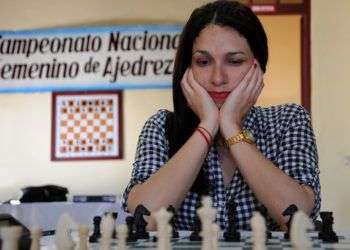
[225,130,255,147]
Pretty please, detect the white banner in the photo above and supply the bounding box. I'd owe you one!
[0,25,182,93]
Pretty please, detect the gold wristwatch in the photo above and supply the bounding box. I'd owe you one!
[225,130,255,147]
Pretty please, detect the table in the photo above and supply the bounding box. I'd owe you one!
[0,201,129,233]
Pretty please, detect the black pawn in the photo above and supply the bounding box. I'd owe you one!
[167,205,179,239]
[89,216,102,243]
[134,204,151,239]
[189,201,202,241]
[125,216,137,242]
[282,204,298,240]
[318,211,338,243]
[223,198,241,242]
[112,212,118,239]
[256,205,272,239]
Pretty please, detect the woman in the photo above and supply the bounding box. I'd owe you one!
[122,0,320,231]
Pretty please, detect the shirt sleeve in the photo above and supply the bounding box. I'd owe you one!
[121,110,169,212]
[276,104,321,220]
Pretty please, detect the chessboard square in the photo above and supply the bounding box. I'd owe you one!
[100,125,107,132]
[67,133,74,140]
[87,133,94,139]
[68,126,74,133]
[107,126,113,132]
[68,119,75,127]
[93,119,100,126]
[81,126,87,132]
[107,113,113,119]
[93,126,100,132]
[87,126,93,133]
[100,119,107,126]
[100,113,107,119]
[87,120,93,126]
[73,126,81,133]
[74,133,80,140]
[68,114,74,119]
[60,126,68,133]
[60,113,68,120]
[81,113,87,119]
[60,120,68,126]
[100,132,106,139]
[94,113,100,119]
[81,120,87,126]
[60,133,67,140]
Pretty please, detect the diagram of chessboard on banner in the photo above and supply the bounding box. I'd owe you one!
[51,91,123,161]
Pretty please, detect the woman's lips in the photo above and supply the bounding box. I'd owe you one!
[208,91,230,101]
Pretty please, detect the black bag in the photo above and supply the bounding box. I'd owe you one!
[19,185,68,202]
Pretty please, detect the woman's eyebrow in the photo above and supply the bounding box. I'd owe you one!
[192,50,246,56]
[192,50,210,56]
[227,51,246,56]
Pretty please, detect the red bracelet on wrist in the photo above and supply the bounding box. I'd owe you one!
[196,128,211,147]
[198,126,213,144]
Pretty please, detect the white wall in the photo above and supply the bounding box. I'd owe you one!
[311,0,350,229]
[1,0,350,229]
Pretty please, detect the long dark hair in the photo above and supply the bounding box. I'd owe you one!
[166,0,268,194]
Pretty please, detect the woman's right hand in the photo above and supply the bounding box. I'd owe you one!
[181,68,219,136]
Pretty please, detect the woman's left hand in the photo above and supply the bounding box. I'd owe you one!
[219,60,264,138]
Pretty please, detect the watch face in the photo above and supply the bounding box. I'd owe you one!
[244,130,255,142]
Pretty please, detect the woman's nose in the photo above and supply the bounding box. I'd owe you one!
[211,64,226,86]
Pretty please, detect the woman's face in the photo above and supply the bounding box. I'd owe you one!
[191,24,255,108]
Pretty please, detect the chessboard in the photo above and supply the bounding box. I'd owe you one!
[51,91,122,161]
[42,230,350,250]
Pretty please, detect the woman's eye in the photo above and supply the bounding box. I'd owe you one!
[228,59,244,65]
[195,59,210,66]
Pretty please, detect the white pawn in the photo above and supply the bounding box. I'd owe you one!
[0,226,22,250]
[55,214,76,250]
[197,196,216,250]
[211,223,220,250]
[116,224,128,250]
[291,210,314,250]
[153,207,172,250]
[250,212,266,250]
[100,214,115,250]
[77,225,89,250]
[30,227,42,250]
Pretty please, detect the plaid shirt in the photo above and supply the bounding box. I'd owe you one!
[122,103,321,230]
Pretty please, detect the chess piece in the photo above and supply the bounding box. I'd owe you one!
[189,200,203,241]
[256,205,272,239]
[318,211,339,243]
[30,227,42,250]
[153,207,172,250]
[112,212,118,239]
[250,212,267,250]
[125,216,137,242]
[77,225,89,250]
[211,223,220,250]
[0,226,22,250]
[282,204,298,240]
[134,204,151,239]
[166,205,179,238]
[290,211,314,250]
[116,224,128,250]
[197,196,216,250]
[89,216,102,243]
[100,214,114,250]
[55,214,76,250]
[223,198,240,242]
